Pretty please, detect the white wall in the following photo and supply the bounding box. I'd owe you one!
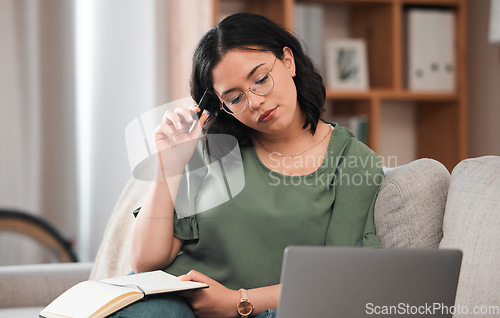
[76,0,157,261]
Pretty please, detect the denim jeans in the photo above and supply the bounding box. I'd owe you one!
[108,292,278,318]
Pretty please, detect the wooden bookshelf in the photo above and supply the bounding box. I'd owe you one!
[213,0,467,170]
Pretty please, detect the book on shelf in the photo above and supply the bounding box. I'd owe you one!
[294,3,324,73]
[405,8,456,92]
[39,270,208,318]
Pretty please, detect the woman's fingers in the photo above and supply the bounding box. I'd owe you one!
[164,110,184,130]
[178,270,212,283]
[151,105,206,179]
[174,107,194,124]
[154,105,207,149]
[189,110,210,137]
[162,105,201,132]
[157,121,175,137]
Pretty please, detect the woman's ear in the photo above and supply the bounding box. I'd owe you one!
[282,47,296,77]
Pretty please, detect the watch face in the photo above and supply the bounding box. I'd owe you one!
[237,300,253,316]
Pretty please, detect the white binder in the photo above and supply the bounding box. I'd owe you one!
[406,9,456,92]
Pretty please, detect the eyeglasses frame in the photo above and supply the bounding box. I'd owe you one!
[217,56,278,115]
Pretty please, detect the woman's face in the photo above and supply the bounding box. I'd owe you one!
[211,47,301,135]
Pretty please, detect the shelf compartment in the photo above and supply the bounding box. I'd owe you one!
[326,89,459,101]
[400,0,462,8]
[350,2,396,90]
[416,101,461,171]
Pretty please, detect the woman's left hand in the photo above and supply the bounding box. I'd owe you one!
[178,270,240,318]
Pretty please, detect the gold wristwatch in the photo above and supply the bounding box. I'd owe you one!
[236,288,253,317]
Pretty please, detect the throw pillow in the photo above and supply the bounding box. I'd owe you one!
[375,158,450,248]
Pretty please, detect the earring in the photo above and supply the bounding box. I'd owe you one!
[291,71,296,77]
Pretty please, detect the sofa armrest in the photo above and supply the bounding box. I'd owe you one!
[0,262,93,308]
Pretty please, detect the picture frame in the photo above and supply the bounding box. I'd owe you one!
[324,39,369,90]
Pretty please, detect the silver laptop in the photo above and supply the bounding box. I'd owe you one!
[277,246,462,318]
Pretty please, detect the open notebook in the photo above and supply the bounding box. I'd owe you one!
[39,270,207,318]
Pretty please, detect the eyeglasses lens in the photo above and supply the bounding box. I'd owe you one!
[221,58,276,115]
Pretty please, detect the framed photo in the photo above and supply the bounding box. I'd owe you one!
[324,39,369,90]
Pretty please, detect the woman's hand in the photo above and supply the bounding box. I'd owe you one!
[153,105,209,178]
[178,270,240,318]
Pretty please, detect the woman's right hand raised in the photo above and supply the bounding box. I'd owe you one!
[153,105,210,179]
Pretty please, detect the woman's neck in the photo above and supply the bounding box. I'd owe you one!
[254,120,328,157]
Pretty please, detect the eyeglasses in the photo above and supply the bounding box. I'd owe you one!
[218,56,278,115]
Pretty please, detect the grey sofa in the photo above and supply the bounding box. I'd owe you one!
[1,156,499,318]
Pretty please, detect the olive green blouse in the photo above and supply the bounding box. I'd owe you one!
[134,124,383,290]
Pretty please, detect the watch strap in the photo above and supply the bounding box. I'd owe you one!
[239,288,249,301]
[237,288,253,317]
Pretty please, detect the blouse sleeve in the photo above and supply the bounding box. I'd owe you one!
[132,206,199,241]
[325,135,384,247]
[172,213,199,241]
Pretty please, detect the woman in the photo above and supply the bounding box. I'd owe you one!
[114,12,383,318]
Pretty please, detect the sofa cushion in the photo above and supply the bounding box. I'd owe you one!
[439,156,500,316]
[375,158,450,248]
